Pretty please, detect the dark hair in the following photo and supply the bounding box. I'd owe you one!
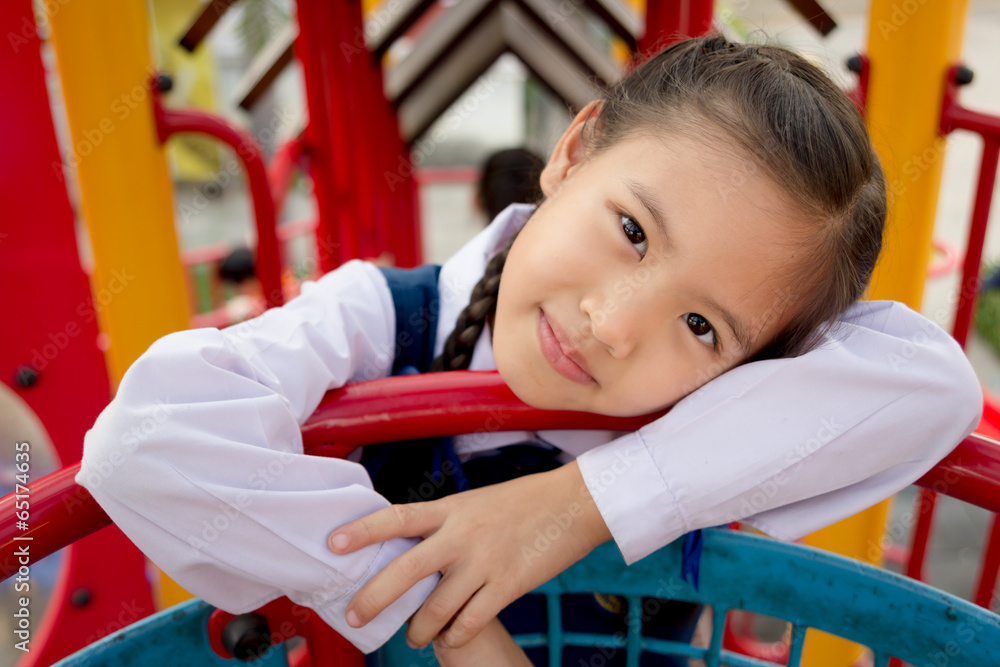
[478,148,546,222]
[218,247,256,284]
[432,34,886,372]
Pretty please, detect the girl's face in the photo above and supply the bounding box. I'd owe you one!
[493,103,805,417]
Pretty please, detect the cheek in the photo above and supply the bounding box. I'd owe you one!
[618,351,716,413]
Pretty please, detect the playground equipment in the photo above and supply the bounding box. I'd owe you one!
[3,0,1000,664]
[3,372,1000,666]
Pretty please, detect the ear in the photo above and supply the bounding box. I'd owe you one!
[539,100,602,198]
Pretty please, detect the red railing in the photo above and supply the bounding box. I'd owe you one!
[152,78,284,310]
[2,372,998,663]
[3,370,998,578]
[901,64,1000,611]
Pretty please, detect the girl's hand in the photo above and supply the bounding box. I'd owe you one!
[327,461,612,649]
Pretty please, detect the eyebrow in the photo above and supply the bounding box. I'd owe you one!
[623,178,671,245]
[703,295,754,354]
[623,178,753,354]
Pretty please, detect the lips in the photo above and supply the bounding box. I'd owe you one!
[538,311,596,384]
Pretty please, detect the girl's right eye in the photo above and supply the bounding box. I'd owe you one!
[620,214,648,257]
[685,313,717,349]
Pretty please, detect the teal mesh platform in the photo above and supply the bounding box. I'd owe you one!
[56,528,1000,666]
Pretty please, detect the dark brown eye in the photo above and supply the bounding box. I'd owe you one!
[685,313,716,347]
[620,215,648,256]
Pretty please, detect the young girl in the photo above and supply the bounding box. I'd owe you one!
[78,35,981,662]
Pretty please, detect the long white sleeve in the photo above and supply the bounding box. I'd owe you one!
[576,300,983,565]
[77,260,439,654]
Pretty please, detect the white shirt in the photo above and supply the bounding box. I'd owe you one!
[78,204,982,653]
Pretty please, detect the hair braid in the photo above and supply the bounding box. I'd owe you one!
[430,240,513,372]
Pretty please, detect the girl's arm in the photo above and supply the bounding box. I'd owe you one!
[78,260,439,654]
[575,299,982,563]
[434,618,532,667]
[332,299,981,649]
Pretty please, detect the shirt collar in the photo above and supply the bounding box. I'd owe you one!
[434,203,536,360]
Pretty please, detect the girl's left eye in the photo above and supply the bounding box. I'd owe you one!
[620,214,648,257]
[685,313,717,348]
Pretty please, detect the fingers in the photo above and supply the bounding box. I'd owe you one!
[405,569,485,648]
[345,541,445,628]
[329,502,443,553]
[436,583,508,649]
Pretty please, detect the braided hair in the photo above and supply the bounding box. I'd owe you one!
[430,239,513,372]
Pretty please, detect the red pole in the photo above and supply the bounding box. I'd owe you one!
[950,140,999,347]
[638,0,714,55]
[295,0,375,269]
[973,516,1000,609]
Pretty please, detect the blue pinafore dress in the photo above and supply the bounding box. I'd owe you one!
[361,266,702,666]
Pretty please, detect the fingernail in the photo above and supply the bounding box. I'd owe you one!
[406,637,419,649]
[331,533,350,551]
[346,609,360,627]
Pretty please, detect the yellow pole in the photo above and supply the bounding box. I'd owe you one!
[867,0,969,307]
[48,0,194,609]
[800,1,970,664]
[47,0,190,392]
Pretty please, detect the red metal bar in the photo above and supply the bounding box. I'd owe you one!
[846,53,870,116]
[300,371,662,449]
[269,136,305,221]
[9,373,1000,580]
[0,464,108,579]
[974,515,1000,608]
[903,487,938,581]
[152,88,284,309]
[295,0,364,268]
[638,0,713,54]
[902,64,1000,590]
[949,140,999,347]
[915,433,1000,515]
[939,63,1000,346]
[688,0,715,37]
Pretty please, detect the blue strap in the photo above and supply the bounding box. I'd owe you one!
[377,265,442,376]
[681,529,704,591]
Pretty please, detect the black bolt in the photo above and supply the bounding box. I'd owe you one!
[222,613,272,662]
[15,365,38,388]
[71,588,92,608]
[846,54,863,74]
[156,73,174,93]
[955,66,974,86]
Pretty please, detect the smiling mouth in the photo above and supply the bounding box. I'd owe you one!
[538,311,596,385]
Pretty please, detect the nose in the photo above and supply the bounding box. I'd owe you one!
[580,292,639,359]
